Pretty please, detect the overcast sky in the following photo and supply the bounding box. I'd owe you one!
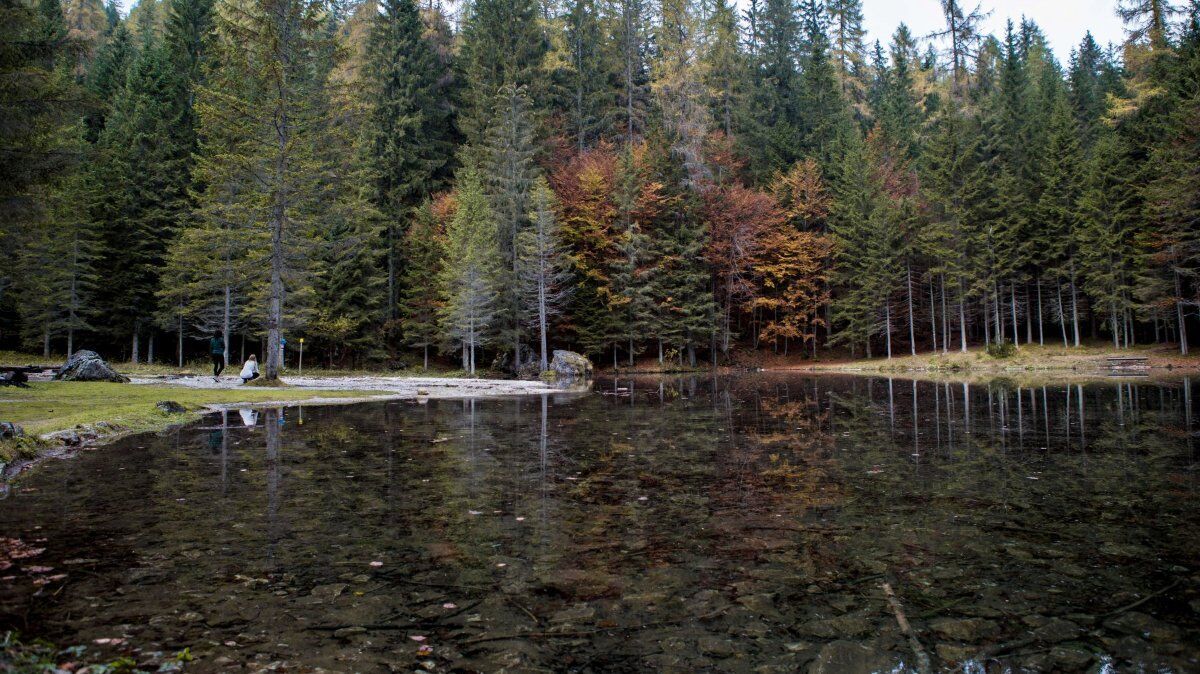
[861,0,1126,62]
[116,0,1128,64]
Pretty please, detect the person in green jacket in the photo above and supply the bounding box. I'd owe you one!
[210,332,225,381]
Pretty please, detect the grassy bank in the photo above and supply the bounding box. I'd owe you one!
[0,381,389,466]
[785,342,1195,373]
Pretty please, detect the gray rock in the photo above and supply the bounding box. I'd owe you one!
[548,350,593,383]
[156,400,186,414]
[808,641,900,674]
[1033,617,1084,643]
[1049,644,1094,670]
[929,617,1000,642]
[0,422,24,439]
[54,350,129,383]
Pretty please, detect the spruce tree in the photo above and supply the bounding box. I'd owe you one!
[482,84,540,367]
[193,0,338,379]
[362,0,456,333]
[401,199,448,369]
[458,0,548,145]
[518,178,573,371]
[439,170,502,374]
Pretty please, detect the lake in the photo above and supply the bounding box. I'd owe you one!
[1,374,1198,672]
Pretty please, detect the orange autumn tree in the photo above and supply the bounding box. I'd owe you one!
[751,159,835,354]
[550,146,620,355]
[703,182,781,354]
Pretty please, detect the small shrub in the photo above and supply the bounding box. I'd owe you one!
[986,339,1016,359]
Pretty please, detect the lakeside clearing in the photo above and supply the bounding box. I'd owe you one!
[0,367,569,478]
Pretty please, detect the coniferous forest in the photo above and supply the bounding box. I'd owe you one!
[2,0,1199,378]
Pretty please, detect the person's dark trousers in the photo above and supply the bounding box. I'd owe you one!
[212,354,225,378]
[243,372,259,384]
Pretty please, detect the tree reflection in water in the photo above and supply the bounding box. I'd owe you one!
[0,375,1197,672]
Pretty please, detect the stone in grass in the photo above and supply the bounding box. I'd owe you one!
[54,350,130,383]
[0,422,24,439]
[156,401,186,414]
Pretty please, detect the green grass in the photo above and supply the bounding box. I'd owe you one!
[0,381,387,438]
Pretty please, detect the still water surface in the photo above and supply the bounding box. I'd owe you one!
[1,374,1198,672]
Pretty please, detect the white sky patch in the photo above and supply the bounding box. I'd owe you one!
[862,0,1126,64]
[115,0,1129,65]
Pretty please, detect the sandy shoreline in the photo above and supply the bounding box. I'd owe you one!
[127,373,572,398]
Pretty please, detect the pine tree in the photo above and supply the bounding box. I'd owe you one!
[877,24,923,158]
[609,0,651,142]
[701,0,744,138]
[481,84,540,367]
[458,0,548,145]
[561,0,616,150]
[91,36,190,362]
[439,170,502,374]
[798,0,852,167]
[401,198,449,369]
[362,0,456,334]
[1035,91,1087,347]
[83,23,133,142]
[193,0,338,379]
[826,0,867,109]
[742,0,803,179]
[1077,129,1140,347]
[518,177,573,371]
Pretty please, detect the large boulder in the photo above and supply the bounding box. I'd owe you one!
[549,350,592,383]
[54,350,129,383]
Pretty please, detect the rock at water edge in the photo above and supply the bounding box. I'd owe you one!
[549,350,593,383]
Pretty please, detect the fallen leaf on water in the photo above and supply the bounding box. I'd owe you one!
[515,517,525,522]
[369,561,383,567]
[468,510,482,516]
[409,635,427,642]
[417,645,434,656]
[442,602,457,609]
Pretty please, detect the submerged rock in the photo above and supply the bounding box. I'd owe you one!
[54,350,129,383]
[808,640,899,674]
[929,617,1000,642]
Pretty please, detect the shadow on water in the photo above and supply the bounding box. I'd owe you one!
[1,375,1198,672]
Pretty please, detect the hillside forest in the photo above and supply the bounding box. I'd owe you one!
[2,0,1199,378]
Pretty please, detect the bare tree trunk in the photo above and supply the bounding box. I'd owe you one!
[941,275,950,354]
[223,284,232,368]
[885,302,893,359]
[1069,262,1081,347]
[132,323,140,365]
[958,283,967,353]
[43,323,50,359]
[906,262,916,356]
[1056,279,1068,347]
[1036,280,1044,346]
[147,333,155,364]
[929,278,938,353]
[1010,283,1019,346]
[1176,270,1189,355]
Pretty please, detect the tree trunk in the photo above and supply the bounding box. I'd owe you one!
[884,302,893,359]
[423,344,429,370]
[957,283,967,353]
[906,262,916,356]
[42,323,50,359]
[132,324,140,365]
[1056,279,1068,347]
[216,285,228,365]
[1036,280,1044,346]
[538,277,549,371]
[1069,262,1081,347]
[1176,270,1189,355]
[1010,282,1019,347]
[941,276,950,354]
[929,278,938,353]
[147,333,155,364]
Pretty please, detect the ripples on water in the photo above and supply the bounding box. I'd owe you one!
[1,374,1198,673]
